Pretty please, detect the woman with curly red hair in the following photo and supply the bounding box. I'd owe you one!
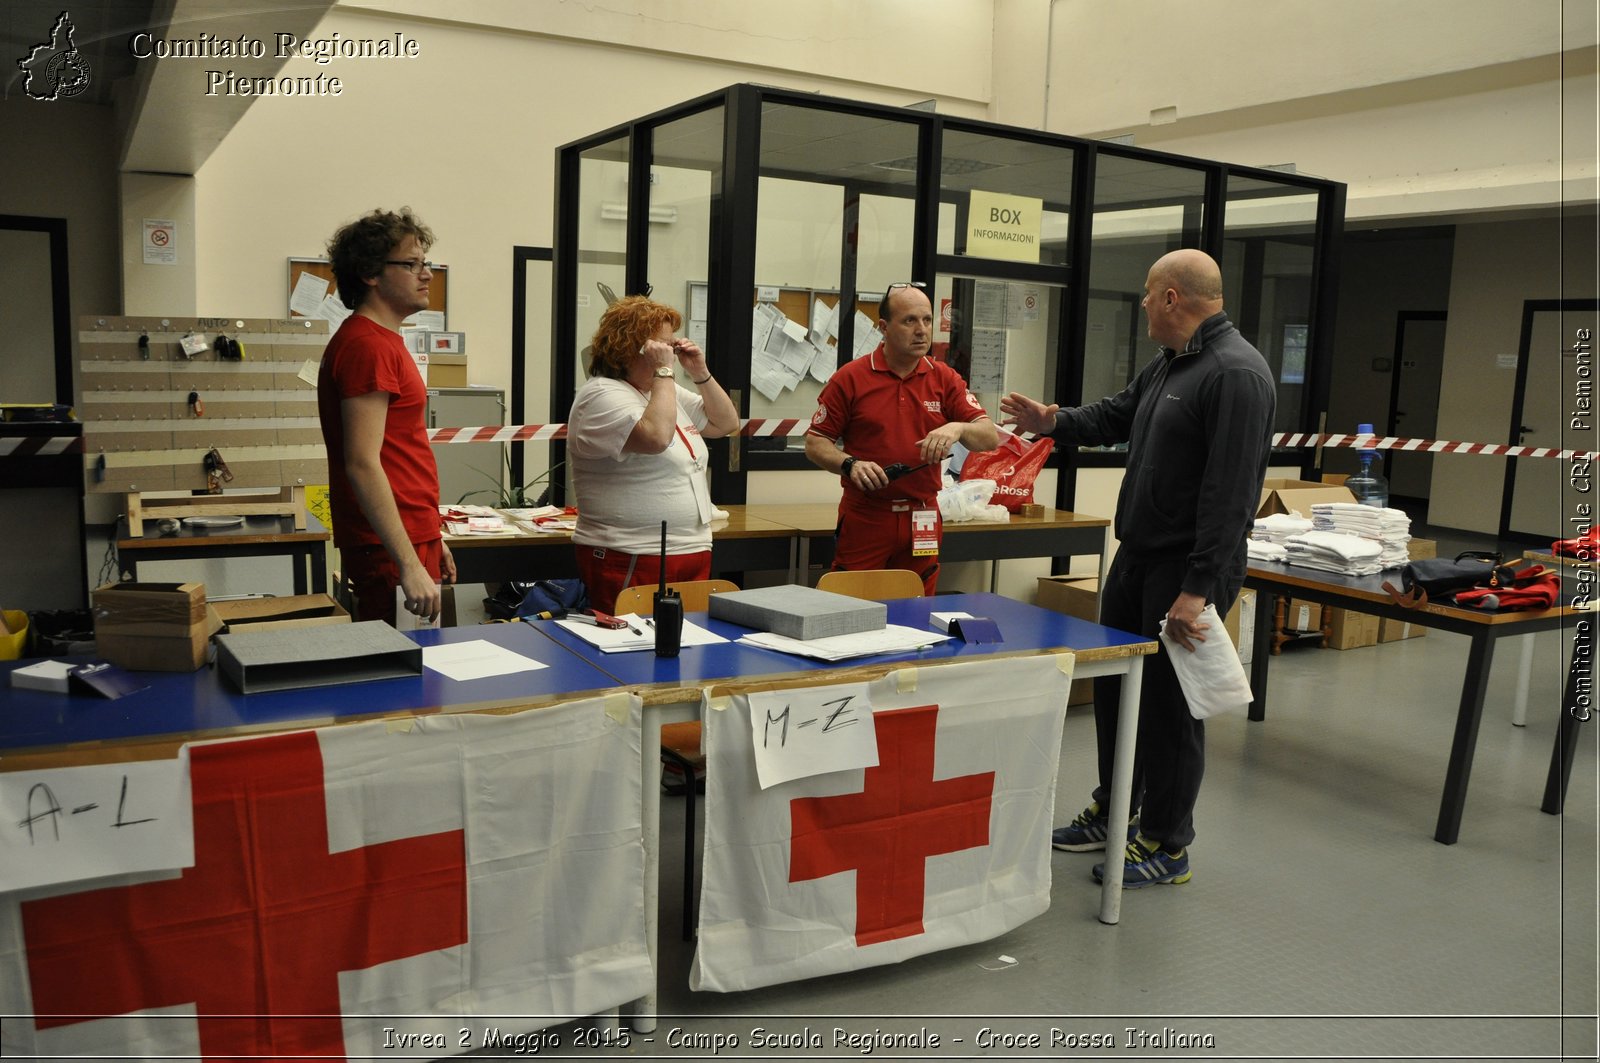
[567,296,740,611]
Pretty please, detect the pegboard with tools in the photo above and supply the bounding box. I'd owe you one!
[77,315,331,499]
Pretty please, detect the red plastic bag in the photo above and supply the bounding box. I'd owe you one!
[959,431,1054,512]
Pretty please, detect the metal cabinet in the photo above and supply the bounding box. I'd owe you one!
[426,387,505,506]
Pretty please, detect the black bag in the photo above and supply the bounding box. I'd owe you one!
[1389,551,1514,607]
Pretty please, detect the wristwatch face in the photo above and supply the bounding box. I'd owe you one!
[655,367,674,378]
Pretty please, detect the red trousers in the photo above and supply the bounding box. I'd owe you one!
[574,545,712,614]
[830,501,941,595]
[343,539,446,626]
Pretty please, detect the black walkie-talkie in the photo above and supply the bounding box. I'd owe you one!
[653,519,683,657]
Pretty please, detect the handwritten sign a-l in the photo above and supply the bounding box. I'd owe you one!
[1,754,193,892]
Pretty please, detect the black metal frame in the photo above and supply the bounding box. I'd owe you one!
[510,244,552,491]
[551,83,1345,504]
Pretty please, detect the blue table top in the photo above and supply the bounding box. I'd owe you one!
[0,623,619,756]
[536,592,1150,688]
[1,594,1148,759]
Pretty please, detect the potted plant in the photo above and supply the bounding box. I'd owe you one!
[455,445,563,509]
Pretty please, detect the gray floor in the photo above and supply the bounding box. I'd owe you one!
[626,618,1599,1061]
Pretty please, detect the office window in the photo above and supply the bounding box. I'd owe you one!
[1080,153,1207,450]
[645,106,723,356]
[746,102,921,450]
[573,135,630,385]
[936,130,1074,268]
[1222,176,1320,434]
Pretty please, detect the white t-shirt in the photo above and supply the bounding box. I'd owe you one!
[568,377,715,555]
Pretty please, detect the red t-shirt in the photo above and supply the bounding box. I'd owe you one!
[806,345,989,506]
[317,315,440,550]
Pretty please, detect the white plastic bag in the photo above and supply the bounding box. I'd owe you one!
[1158,604,1252,719]
[938,478,996,522]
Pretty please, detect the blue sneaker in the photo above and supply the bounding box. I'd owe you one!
[1050,802,1138,852]
[1092,834,1192,888]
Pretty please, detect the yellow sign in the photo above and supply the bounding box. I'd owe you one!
[966,189,1043,263]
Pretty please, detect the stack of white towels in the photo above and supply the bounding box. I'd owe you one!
[1281,528,1385,576]
[1309,502,1411,570]
[1247,512,1312,563]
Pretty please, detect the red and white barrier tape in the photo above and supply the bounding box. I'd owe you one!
[425,423,1595,461]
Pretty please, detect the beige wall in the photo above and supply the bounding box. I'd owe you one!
[1428,212,1599,533]
[190,4,994,401]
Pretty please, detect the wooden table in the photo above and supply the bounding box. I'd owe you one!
[116,514,329,595]
[1243,561,1584,844]
[444,507,798,584]
[749,502,1112,589]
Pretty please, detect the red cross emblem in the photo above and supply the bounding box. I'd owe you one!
[21,730,468,1061]
[789,705,994,946]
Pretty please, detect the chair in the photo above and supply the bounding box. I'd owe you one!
[613,578,736,941]
[816,567,926,601]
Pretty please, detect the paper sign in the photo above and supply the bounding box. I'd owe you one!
[297,358,319,386]
[289,271,329,317]
[0,753,194,892]
[142,218,177,265]
[748,682,876,789]
[966,189,1043,263]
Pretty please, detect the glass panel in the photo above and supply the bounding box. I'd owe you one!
[936,273,1063,418]
[1222,176,1321,435]
[647,107,723,365]
[1079,154,1207,452]
[574,135,630,388]
[936,130,1074,267]
[748,102,921,451]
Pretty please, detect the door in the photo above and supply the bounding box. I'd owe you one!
[428,388,507,506]
[1387,312,1447,503]
[1504,300,1599,540]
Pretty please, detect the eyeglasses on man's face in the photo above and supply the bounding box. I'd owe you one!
[885,281,926,292]
[386,259,435,275]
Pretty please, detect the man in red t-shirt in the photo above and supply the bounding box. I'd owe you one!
[317,208,454,624]
[804,283,998,594]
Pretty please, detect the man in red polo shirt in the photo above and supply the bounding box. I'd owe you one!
[317,208,454,625]
[804,282,998,594]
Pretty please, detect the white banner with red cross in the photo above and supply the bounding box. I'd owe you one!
[690,655,1071,992]
[0,696,651,1060]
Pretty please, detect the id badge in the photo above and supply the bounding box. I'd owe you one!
[911,507,940,557]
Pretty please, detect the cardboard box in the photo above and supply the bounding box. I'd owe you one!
[1257,478,1357,520]
[427,353,467,388]
[1378,616,1428,642]
[1407,537,1437,561]
[92,582,222,671]
[212,594,351,634]
[1035,575,1100,705]
[92,581,206,636]
[1285,597,1322,633]
[1222,588,1257,666]
[1325,607,1379,650]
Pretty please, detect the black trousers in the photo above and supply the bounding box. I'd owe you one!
[1089,549,1243,850]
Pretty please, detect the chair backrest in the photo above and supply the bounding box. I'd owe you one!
[815,568,925,601]
[613,578,739,615]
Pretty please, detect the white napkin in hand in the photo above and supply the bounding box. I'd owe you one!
[1159,603,1252,719]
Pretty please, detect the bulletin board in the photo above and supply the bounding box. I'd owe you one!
[76,315,331,494]
[287,258,449,326]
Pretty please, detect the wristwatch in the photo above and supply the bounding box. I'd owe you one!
[653,366,675,379]
[840,456,857,479]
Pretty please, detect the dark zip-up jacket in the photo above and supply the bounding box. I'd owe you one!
[1048,311,1275,599]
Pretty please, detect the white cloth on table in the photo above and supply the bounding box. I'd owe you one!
[1284,529,1385,576]
[1247,539,1288,563]
[1252,512,1313,542]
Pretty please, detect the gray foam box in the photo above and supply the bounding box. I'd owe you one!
[216,620,422,694]
[707,585,886,641]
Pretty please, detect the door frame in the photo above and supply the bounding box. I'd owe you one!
[1499,297,1600,541]
[1386,309,1447,503]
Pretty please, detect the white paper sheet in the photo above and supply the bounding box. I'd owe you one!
[0,752,194,892]
[290,271,330,317]
[747,681,877,789]
[739,624,951,662]
[422,639,550,681]
[553,614,726,654]
[316,293,353,323]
